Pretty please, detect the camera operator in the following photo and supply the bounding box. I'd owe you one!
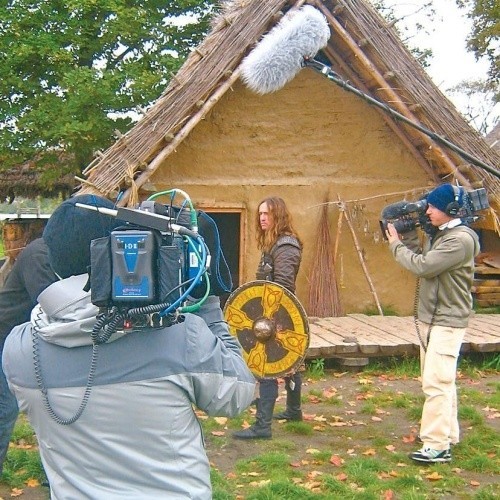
[2,195,255,499]
[385,183,480,464]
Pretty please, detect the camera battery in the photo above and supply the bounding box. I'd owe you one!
[111,230,155,303]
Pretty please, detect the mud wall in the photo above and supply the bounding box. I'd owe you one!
[146,69,432,315]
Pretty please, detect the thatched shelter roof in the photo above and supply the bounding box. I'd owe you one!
[71,0,498,212]
[486,123,500,153]
[0,152,77,203]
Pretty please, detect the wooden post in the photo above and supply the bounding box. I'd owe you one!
[340,203,384,315]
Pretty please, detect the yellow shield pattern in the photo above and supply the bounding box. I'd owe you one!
[223,280,309,379]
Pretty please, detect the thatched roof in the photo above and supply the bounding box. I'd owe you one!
[0,152,77,203]
[486,123,500,152]
[75,0,500,211]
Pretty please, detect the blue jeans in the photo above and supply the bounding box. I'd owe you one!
[0,359,18,475]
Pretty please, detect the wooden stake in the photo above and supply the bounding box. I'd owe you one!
[341,203,384,315]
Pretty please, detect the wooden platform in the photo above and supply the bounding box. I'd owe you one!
[306,314,500,359]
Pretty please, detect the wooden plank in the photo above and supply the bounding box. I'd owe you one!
[310,320,361,355]
[473,286,500,294]
[347,315,419,353]
[326,316,409,356]
[475,266,500,276]
[306,314,500,361]
[467,321,500,338]
[316,318,382,356]
[472,315,500,331]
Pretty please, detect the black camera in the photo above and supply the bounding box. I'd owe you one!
[77,190,232,342]
[380,187,489,239]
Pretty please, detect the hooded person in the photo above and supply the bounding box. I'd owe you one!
[2,195,255,499]
[385,183,480,464]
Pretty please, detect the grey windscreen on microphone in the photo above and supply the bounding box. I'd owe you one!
[240,5,330,95]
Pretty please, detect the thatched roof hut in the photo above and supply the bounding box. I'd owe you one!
[0,152,76,203]
[40,0,500,313]
[77,0,500,209]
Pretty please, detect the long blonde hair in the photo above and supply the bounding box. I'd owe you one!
[255,197,302,253]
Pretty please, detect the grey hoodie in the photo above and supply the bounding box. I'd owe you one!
[3,274,255,499]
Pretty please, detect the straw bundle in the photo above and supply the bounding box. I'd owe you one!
[307,202,344,317]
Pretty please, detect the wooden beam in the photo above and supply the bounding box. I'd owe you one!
[312,0,471,188]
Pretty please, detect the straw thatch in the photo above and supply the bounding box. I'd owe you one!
[74,0,499,212]
[0,152,76,203]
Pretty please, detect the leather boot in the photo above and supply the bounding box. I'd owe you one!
[233,398,275,439]
[273,374,302,421]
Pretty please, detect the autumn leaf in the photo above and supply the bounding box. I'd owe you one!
[240,420,251,429]
[303,480,322,491]
[249,479,270,487]
[323,388,337,398]
[362,448,376,456]
[10,488,24,497]
[358,378,373,385]
[306,448,321,455]
[383,489,395,500]
[425,471,443,481]
[371,416,383,422]
[289,461,302,468]
[26,478,40,487]
[402,434,416,443]
[303,413,317,420]
[329,455,344,467]
[385,444,396,452]
[307,470,323,479]
[313,415,327,422]
[335,472,348,481]
[470,480,480,487]
[214,417,227,425]
[211,430,225,437]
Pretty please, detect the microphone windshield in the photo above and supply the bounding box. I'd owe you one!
[240,5,330,94]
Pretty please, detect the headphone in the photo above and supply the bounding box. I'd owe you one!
[446,185,462,216]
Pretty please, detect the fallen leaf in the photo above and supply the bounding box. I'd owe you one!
[362,448,376,456]
[336,472,348,481]
[402,434,416,443]
[10,488,24,497]
[383,489,395,500]
[303,413,317,420]
[329,455,344,467]
[26,478,40,487]
[313,415,327,422]
[306,448,321,455]
[307,470,323,479]
[425,471,443,481]
[211,430,225,437]
[371,416,383,422]
[289,461,301,468]
[470,480,480,487]
[214,417,227,425]
[249,479,270,487]
[385,445,396,452]
[358,378,373,385]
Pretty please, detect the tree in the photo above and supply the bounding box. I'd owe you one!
[457,0,499,101]
[0,0,215,183]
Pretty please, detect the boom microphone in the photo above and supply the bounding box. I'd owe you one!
[240,5,330,94]
[240,5,500,178]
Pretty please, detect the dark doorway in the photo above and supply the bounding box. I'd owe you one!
[205,211,241,307]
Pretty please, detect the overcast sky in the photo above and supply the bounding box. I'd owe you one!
[389,0,497,132]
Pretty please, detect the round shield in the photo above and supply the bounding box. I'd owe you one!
[223,280,309,379]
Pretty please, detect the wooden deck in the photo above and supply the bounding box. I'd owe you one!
[306,314,500,359]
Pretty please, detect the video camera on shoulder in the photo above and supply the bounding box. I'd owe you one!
[379,186,489,239]
[77,189,232,341]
